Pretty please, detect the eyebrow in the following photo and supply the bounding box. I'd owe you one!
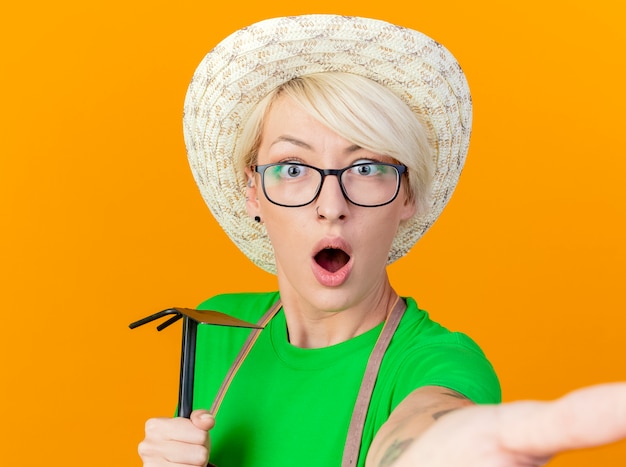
[270,135,362,153]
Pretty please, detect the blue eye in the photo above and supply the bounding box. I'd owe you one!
[351,163,385,176]
[267,163,308,180]
[284,165,303,178]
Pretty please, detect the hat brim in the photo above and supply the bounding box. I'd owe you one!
[183,15,472,274]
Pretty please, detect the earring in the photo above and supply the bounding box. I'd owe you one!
[254,216,261,223]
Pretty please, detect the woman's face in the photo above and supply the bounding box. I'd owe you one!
[246,95,416,313]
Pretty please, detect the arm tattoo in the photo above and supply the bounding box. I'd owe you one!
[432,390,468,420]
[432,408,459,420]
[378,438,414,467]
[440,390,469,400]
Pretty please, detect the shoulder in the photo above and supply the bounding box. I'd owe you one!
[394,297,488,354]
[383,297,501,404]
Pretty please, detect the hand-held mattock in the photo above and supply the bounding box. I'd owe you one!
[129,307,262,418]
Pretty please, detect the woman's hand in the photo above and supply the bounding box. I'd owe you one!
[391,383,626,467]
[138,409,215,466]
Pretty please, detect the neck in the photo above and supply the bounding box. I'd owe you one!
[279,279,398,349]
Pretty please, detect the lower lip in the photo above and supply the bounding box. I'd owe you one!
[311,259,352,287]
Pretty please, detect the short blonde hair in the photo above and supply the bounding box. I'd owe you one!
[236,72,433,215]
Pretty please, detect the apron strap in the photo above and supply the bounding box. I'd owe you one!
[341,296,406,467]
[209,299,283,415]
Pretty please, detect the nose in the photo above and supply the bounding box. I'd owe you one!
[315,174,348,220]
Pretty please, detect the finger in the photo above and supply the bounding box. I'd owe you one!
[500,382,626,456]
[190,410,216,432]
[139,438,209,466]
[145,417,209,445]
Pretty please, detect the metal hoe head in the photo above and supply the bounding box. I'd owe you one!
[129,307,262,418]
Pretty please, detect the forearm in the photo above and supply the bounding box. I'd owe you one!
[366,386,474,467]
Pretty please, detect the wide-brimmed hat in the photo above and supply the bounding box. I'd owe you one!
[183,14,471,274]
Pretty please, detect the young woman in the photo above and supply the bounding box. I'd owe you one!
[138,15,626,467]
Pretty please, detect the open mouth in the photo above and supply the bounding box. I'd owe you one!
[314,248,351,273]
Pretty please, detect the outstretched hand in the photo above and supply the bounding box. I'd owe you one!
[393,383,626,466]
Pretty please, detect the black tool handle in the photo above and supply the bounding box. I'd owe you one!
[177,316,198,418]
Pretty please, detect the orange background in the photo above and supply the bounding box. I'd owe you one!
[1,1,624,465]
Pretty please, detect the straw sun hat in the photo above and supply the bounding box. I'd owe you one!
[183,14,471,274]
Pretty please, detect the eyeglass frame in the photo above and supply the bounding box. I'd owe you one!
[253,161,408,208]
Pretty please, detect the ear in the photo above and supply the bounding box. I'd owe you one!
[399,197,417,222]
[244,167,261,218]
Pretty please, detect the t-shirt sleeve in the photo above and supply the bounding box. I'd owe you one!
[392,332,501,406]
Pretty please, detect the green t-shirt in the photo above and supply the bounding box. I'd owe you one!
[193,292,500,467]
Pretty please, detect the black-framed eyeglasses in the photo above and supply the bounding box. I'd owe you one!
[254,162,408,208]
